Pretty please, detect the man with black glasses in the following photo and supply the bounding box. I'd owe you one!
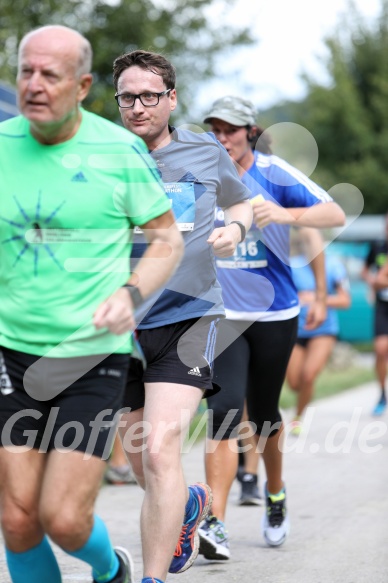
[112,50,252,583]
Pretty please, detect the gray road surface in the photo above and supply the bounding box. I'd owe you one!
[0,381,387,582]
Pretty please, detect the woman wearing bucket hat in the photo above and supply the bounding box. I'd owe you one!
[198,95,345,559]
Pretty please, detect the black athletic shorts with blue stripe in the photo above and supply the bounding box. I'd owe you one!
[123,316,220,411]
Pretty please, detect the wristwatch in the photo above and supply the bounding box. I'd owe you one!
[122,284,143,309]
[229,220,246,243]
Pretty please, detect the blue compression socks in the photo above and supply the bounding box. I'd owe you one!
[66,515,119,582]
[6,537,61,583]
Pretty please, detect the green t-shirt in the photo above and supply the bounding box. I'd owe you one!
[0,110,171,357]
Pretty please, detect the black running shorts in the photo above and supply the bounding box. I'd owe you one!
[0,347,129,459]
[123,317,220,411]
[208,317,298,439]
[375,299,388,337]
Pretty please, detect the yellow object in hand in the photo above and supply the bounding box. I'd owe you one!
[250,194,264,205]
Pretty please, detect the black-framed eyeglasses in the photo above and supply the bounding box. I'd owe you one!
[115,89,172,108]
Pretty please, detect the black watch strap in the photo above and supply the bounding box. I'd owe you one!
[229,220,246,243]
[122,284,143,309]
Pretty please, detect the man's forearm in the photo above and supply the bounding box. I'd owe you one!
[224,200,253,235]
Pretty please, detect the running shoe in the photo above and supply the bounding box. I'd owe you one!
[168,482,212,574]
[236,463,245,483]
[261,483,290,547]
[93,547,134,583]
[238,473,262,506]
[105,465,137,485]
[289,417,302,436]
[372,395,387,416]
[198,515,230,560]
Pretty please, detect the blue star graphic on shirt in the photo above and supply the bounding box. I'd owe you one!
[0,191,66,276]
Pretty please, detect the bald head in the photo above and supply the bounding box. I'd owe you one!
[19,25,92,77]
[17,25,94,144]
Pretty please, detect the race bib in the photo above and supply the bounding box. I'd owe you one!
[135,181,195,233]
[216,230,268,269]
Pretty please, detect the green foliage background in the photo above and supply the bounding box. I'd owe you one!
[0,0,253,122]
[1,0,388,213]
[261,0,388,215]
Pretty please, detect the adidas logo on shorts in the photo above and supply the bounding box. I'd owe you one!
[188,366,202,377]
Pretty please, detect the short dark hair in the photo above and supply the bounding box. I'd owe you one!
[113,50,176,91]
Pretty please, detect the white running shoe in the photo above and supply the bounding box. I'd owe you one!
[261,483,290,547]
[198,515,230,560]
[113,547,135,583]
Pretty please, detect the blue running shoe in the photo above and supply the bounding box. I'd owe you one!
[372,395,387,416]
[169,482,212,574]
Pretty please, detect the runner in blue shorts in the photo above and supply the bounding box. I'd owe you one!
[286,239,351,434]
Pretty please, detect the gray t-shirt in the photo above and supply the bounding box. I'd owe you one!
[133,127,250,328]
